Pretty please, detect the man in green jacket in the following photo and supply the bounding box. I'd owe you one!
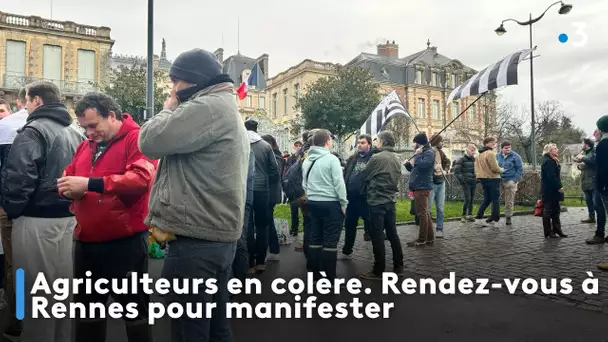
[359,131,404,280]
[302,129,348,282]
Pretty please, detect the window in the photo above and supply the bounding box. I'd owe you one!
[415,70,422,84]
[469,104,476,121]
[294,83,301,104]
[451,102,459,121]
[417,98,426,118]
[5,40,26,88]
[77,49,96,92]
[272,93,278,118]
[43,45,62,87]
[431,72,437,86]
[283,89,288,115]
[432,100,440,120]
[451,73,457,88]
[246,95,252,108]
[259,96,266,109]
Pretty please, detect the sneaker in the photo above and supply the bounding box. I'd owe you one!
[581,217,596,224]
[393,266,405,277]
[598,263,608,271]
[363,233,371,241]
[426,239,435,246]
[436,230,444,238]
[460,216,467,223]
[338,253,352,260]
[407,240,426,247]
[266,253,280,262]
[506,217,512,225]
[255,264,266,272]
[586,235,605,245]
[360,271,383,280]
[466,216,476,222]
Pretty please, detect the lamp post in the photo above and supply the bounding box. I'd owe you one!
[145,0,154,120]
[495,1,572,170]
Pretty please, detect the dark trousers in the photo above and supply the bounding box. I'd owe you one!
[301,204,311,258]
[248,191,270,267]
[584,190,596,218]
[74,231,151,342]
[290,202,300,234]
[268,203,280,254]
[369,202,403,275]
[342,194,370,255]
[307,201,345,280]
[462,184,476,216]
[597,193,607,237]
[477,179,500,221]
[0,208,20,335]
[542,198,563,236]
[232,204,251,283]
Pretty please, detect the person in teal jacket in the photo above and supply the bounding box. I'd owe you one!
[302,129,348,282]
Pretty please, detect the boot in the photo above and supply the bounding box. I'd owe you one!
[506,217,512,225]
[321,249,338,281]
[307,246,322,274]
[553,219,568,238]
[75,319,107,342]
[126,321,153,342]
[586,235,605,245]
[581,216,596,223]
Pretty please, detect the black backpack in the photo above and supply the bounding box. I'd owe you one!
[282,156,320,201]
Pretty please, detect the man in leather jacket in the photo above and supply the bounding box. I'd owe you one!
[1,81,84,342]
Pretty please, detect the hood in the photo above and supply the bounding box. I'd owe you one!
[374,146,395,154]
[115,114,140,139]
[247,130,263,144]
[27,103,72,127]
[306,146,331,161]
[478,146,493,154]
[272,148,282,157]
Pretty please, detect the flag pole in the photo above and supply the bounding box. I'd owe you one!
[407,92,487,162]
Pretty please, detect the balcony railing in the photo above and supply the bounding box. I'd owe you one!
[2,73,98,95]
[0,11,112,39]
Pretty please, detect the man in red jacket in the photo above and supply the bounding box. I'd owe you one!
[57,93,156,342]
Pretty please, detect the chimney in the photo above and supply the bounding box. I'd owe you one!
[213,48,224,64]
[255,53,269,78]
[377,40,399,58]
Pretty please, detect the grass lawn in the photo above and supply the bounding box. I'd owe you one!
[273,200,540,230]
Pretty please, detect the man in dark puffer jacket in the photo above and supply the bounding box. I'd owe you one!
[453,143,477,222]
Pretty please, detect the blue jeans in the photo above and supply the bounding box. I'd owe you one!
[163,237,236,342]
[595,192,606,236]
[584,190,596,218]
[428,182,446,231]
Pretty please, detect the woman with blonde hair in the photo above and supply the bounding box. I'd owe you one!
[540,143,568,238]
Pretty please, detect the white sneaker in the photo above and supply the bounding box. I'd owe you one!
[436,230,444,238]
[338,253,352,260]
[266,253,280,262]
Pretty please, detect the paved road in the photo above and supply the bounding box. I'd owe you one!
[3,207,608,341]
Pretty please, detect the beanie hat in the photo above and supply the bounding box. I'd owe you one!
[244,119,258,132]
[430,134,443,146]
[413,133,428,146]
[169,49,222,86]
[597,115,608,133]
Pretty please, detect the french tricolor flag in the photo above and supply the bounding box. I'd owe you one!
[237,63,261,100]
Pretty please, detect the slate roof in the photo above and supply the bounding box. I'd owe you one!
[345,44,477,86]
[222,53,267,90]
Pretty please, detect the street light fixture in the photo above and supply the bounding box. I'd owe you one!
[495,1,572,170]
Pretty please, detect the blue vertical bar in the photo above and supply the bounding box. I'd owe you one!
[16,268,24,320]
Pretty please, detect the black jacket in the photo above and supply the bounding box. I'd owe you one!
[1,104,84,219]
[453,154,476,186]
[540,153,563,202]
[343,150,373,194]
[269,149,285,205]
[596,137,608,194]
[248,131,280,193]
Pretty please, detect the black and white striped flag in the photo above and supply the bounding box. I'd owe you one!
[354,90,412,146]
[447,48,535,103]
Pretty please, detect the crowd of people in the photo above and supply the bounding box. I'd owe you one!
[0,46,606,342]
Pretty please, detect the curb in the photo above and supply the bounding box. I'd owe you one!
[356,207,569,229]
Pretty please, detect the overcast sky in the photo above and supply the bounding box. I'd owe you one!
[5,0,607,136]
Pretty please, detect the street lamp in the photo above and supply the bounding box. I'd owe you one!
[495,1,572,170]
[146,0,154,120]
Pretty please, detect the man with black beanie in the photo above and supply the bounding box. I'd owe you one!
[404,133,436,247]
[139,48,249,342]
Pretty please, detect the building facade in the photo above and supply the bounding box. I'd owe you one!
[0,10,114,112]
[346,39,497,158]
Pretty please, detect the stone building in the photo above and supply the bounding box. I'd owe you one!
[345,39,498,159]
[0,10,114,113]
[264,59,338,125]
[214,48,269,117]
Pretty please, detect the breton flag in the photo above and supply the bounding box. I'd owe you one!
[237,63,262,100]
[354,90,412,146]
[447,47,535,104]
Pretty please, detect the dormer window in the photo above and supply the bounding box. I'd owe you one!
[415,70,423,84]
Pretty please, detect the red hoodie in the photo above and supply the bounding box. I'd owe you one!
[63,114,158,242]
